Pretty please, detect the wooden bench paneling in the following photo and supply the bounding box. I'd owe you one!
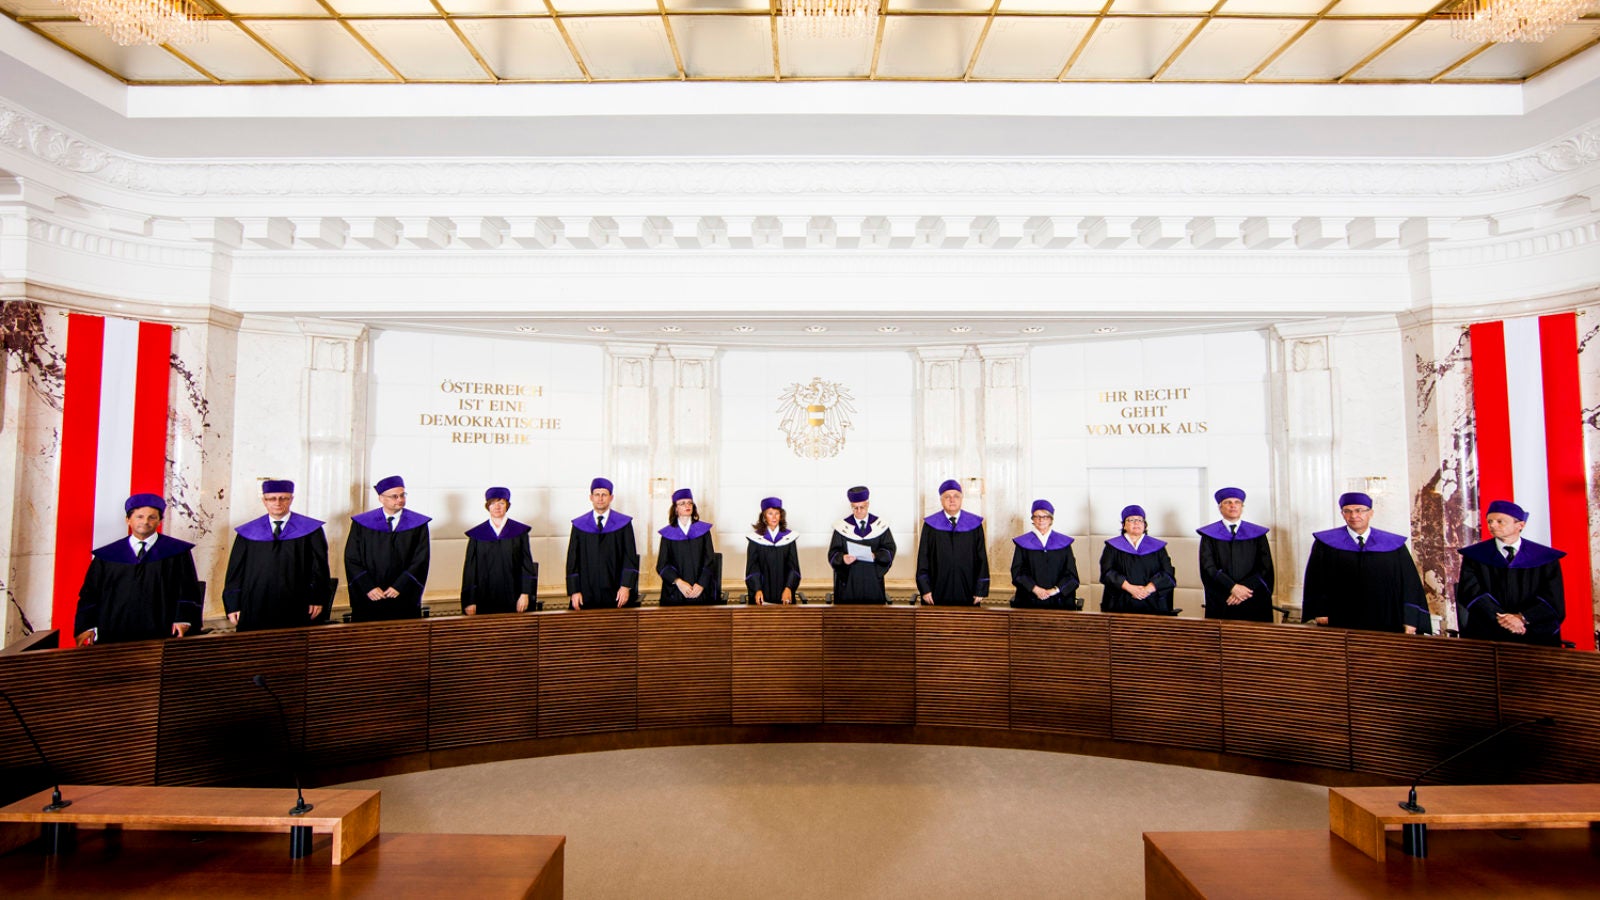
[823,607,915,725]
[157,630,308,786]
[305,623,430,765]
[538,611,637,737]
[638,608,731,729]
[1347,633,1498,782]
[1009,612,1111,738]
[1222,624,1350,769]
[733,607,823,724]
[1494,644,1600,783]
[916,609,1009,730]
[428,615,539,750]
[1110,617,1223,752]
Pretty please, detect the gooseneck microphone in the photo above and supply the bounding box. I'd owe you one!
[0,688,72,812]
[1399,715,1556,815]
[251,675,314,817]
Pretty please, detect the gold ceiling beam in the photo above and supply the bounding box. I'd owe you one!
[657,0,688,81]
[1243,0,1341,83]
[962,0,1003,82]
[541,0,595,82]
[1056,0,1115,82]
[431,0,501,83]
[1336,0,1457,83]
[868,0,889,80]
[315,0,406,82]
[1152,0,1231,83]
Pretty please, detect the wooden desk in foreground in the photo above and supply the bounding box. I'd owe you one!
[0,828,565,899]
[1328,784,1600,862]
[0,785,380,864]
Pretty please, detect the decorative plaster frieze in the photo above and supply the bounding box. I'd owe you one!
[2,97,1599,206]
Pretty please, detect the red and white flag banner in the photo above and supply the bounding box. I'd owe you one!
[49,314,173,648]
[1469,311,1594,651]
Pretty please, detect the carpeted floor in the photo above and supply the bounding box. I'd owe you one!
[341,743,1331,898]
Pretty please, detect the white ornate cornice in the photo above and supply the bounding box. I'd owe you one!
[2,97,1598,207]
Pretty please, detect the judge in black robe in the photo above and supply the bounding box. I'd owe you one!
[566,476,639,610]
[657,488,719,606]
[1009,499,1081,610]
[1196,486,1275,623]
[1454,499,1565,646]
[223,479,328,631]
[75,493,202,645]
[827,485,896,605]
[1098,504,1176,615]
[916,479,989,606]
[461,486,538,615]
[1302,491,1431,634]
[746,497,800,604]
[344,474,432,622]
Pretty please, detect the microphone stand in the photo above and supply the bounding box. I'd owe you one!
[251,675,315,858]
[0,689,74,854]
[1396,715,1555,858]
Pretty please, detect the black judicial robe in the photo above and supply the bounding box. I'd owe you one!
[1098,535,1177,616]
[828,515,896,605]
[344,507,432,622]
[223,513,329,631]
[75,534,202,643]
[1009,531,1081,610]
[1195,519,1275,623]
[1455,538,1565,646]
[916,511,989,606]
[656,521,719,606]
[745,530,801,603]
[1303,528,1432,634]
[565,512,639,609]
[461,518,538,615]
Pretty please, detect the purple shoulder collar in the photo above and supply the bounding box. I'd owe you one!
[572,511,633,535]
[658,521,713,542]
[92,533,194,564]
[237,513,325,543]
[466,518,531,542]
[1313,526,1407,553]
[353,507,431,532]
[1106,534,1167,556]
[923,510,983,533]
[1012,532,1074,551]
[1196,520,1269,542]
[1459,538,1565,568]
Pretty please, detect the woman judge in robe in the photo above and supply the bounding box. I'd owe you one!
[745,497,800,605]
[1009,499,1081,610]
[461,487,538,615]
[657,488,719,606]
[1098,505,1176,615]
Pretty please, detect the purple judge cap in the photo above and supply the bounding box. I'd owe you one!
[761,496,783,511]
[1338,492,1373,509]
[374,475,405,495]
[485,486,511,502]
[1487,499,1528,521]
[591,477,614,494]
[846,486,870,503]
[1032,499,1055,515]
[672,488,693,503]
[125,492,166,515]
[938,479,962,495]
[262,479,294,495]
[1120,505,1146,521]
[1214,487,1245,503]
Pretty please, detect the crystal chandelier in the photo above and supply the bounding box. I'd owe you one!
[54,0,207,47]
[780,0,876,41]
[1450,0,1596,43]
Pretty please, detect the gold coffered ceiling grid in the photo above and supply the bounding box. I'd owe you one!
[2,0,1597,86]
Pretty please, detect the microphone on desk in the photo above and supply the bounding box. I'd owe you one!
[1399,715,1555,815]
[0,688,72,812]
[251,675,314,817]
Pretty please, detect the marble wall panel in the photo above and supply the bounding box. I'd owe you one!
[0,300,66,643]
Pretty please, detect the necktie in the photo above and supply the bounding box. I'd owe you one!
[1356,535,1365,551]
[273,520,283,540]
[137,540,147,560]
[856,519,868,536]
[1504,546,1516,563]
[1229,523,1237,539]
[949,516,958,529]
[386,515,395,531]
[596,515,605,532]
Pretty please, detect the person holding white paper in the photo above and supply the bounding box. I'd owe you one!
[828,485,897,605]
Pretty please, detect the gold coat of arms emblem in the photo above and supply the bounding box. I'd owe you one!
[776,377,856,459]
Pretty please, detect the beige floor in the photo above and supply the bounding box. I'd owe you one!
[342,743,1331,899]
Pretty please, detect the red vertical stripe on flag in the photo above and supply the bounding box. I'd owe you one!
[50,314,106,648]
[1468,322,1513,540]
[1537,313,1593,651]
[130,322,172,499]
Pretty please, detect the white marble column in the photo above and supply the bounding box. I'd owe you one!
[914,346,970,518]
[169,309,243,614]
[300,319,367,597]
[1268,324,1336,611]
[606,343,659,591]
[977,344,1030,580]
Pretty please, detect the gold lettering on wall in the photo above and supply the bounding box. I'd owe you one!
[1087,385,1208,436]
[420,380,561,444]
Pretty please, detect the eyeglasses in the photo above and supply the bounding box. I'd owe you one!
[382,492,407,500]
[1124,517,1145,524]
[1031,514,1053,520]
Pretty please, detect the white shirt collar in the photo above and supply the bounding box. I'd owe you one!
[489,518,506,535]
[269,515,291,525]
[1033,527,1052,547]
[1347,526,1371,542]
[129,533,159,553]
[1222,517,1242,528]
[1125,534,1142,550]
[1494,537,1522,554]
[678,516,693,534]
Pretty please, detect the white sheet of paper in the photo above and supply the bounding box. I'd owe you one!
[846,541,873,559]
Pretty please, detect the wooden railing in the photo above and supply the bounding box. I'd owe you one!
[3,607,1597,802]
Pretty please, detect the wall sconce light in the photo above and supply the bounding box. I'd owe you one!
[964,477,985,497]
[1347,476,1388,497]
[651,477,672,497]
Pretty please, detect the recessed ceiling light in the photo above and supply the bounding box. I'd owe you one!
[587,325,611,334]
[949,325,971,334]
[732,325,756,334]
[1021,326,1045,334]
[805,325,828,334]
[1094,326,1118,334]
[515,325,540,333]
[659,325,682,333]
[877,325,900,334]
